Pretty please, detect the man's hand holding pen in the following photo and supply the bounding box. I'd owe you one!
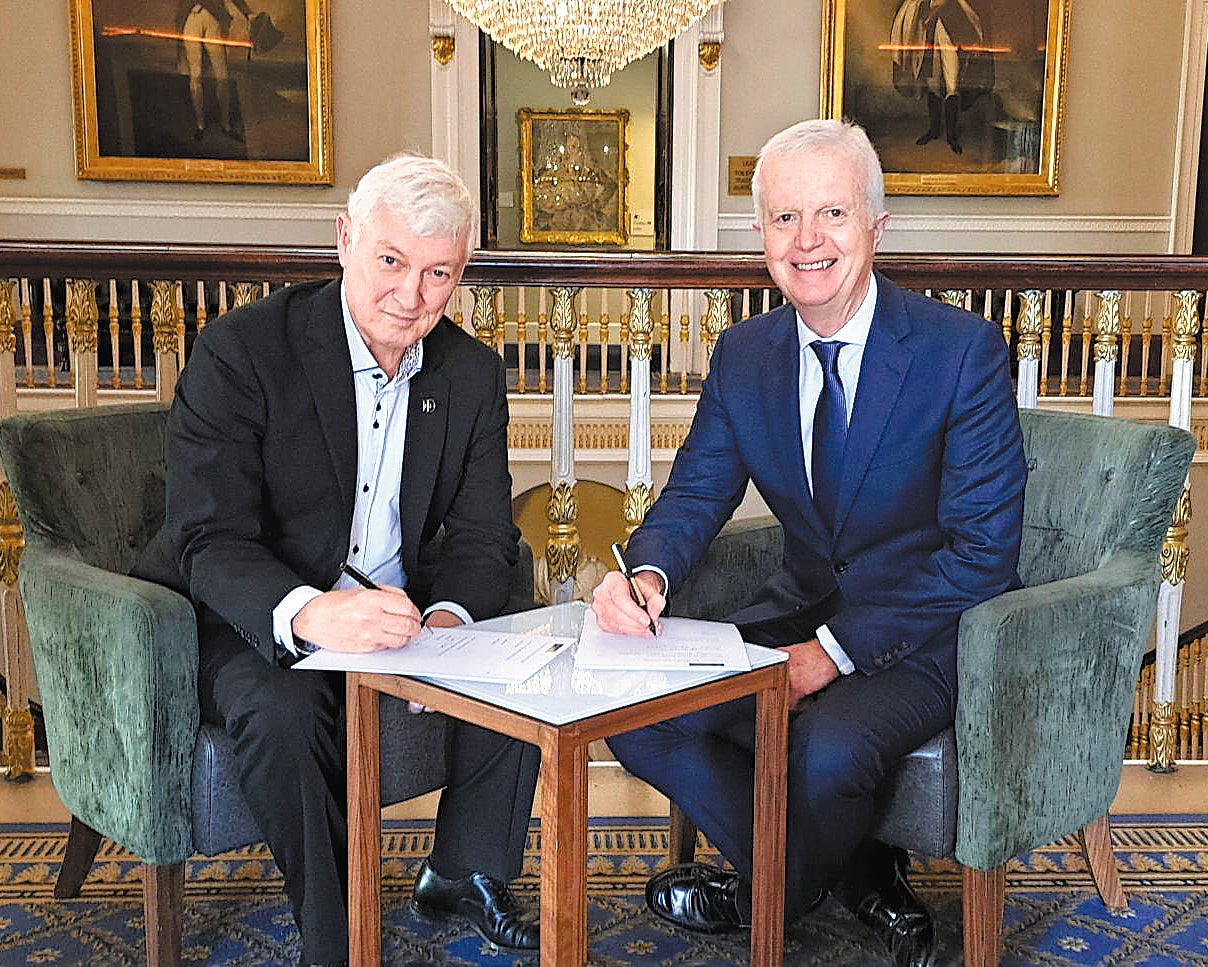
[591,564,666,637]
[291,562,425,653]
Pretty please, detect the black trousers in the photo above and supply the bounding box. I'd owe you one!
[607,612,955,919]
[198,625,541,964]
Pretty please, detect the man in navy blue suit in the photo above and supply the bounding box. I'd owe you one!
[592,119,1026,967]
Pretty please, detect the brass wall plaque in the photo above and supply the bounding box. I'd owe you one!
[727,156,757,196]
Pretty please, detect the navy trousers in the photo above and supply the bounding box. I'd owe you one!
[607,618,955,918]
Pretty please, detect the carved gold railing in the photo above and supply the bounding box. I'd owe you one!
[2,244,1208,778]
[6,246,1208,408]
[1129,621,1208,761]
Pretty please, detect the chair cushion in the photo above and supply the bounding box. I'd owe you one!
[869,728,957,859]
[192,694,451,855]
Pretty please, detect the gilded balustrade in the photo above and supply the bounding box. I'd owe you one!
[3,246,1208,776]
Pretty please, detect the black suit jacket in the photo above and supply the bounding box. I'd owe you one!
[135,278,520,661]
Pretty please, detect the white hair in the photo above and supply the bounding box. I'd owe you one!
[345,153,478,261]
[752,119,886,226]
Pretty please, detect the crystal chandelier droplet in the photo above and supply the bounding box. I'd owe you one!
[448,0,722,99]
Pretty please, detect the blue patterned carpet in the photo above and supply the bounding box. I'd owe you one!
[1,817,1207,965]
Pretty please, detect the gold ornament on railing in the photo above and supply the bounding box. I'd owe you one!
[622,482,653,535]
[230,282,261,310]
[1172,290,1201,363]
[627,288,654,362]
[549,287,579,359]
[65,279,100,354]
[432,34,454,65]
[545,480,580,584]
[1093,290,1122,362]
[700,289,732,359]
[938,290,966,308]
[0,280,16,354]
[1149,700,1177,773]
[471,286,500,347]
[1161,484,1192,586]
[150,281,178,354]
[0,481,23,587]
[1016,290,1044,361]
[3,706,34,782]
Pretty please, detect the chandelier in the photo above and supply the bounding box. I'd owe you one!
[447,0,723,103]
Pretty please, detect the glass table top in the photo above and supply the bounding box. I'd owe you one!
[411,602,787,726]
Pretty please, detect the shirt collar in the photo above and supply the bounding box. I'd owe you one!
[340,281,424,382]
[796,273,878,350]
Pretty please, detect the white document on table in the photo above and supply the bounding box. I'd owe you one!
[574,610,751,672]
[292,627,574,683]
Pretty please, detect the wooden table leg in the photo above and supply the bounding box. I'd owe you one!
[750,663,788,967]
[539,727,588,967]
[347,674,382,966]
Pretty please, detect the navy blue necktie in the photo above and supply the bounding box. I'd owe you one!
[810,340,848,526]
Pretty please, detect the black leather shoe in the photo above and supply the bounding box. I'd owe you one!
[409,859,539,951]
[839,849,936,967]
[645,862,750,934]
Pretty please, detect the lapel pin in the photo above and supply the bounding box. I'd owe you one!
[421,398,437,413]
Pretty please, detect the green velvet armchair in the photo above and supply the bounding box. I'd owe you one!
[667,408,1195,966]
[0,403,534,967]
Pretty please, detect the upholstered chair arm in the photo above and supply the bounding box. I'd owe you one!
[19,545,200,865]
[953,550,1160,871]
[670,516,784,621]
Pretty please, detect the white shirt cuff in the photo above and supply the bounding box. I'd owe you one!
[816,623,855,675]
[273,585,324,655]
[632,564,669,595]
[423,600,473,626]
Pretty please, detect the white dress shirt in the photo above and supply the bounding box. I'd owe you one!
[795,275,879,675]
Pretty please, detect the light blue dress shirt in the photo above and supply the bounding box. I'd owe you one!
[272,285,471,654]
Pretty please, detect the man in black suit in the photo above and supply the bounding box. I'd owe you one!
[135,154,540,966]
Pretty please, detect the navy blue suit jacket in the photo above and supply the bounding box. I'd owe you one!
[626,274,1027,677]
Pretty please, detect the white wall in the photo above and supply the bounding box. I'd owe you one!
[0,1,433,244]
[0,1,1195,252]
[716,0,1188,254]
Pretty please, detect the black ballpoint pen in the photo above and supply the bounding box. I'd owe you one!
[610,541,659,636]
[339,560,379,590]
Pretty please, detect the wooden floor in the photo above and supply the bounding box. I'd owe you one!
[2,760,1206,825]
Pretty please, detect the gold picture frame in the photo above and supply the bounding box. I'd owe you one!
[519,108,629,245]
[69,0,333,184]
[820,0,1071,195]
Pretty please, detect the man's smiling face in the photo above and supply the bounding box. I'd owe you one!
[758,147,888,337]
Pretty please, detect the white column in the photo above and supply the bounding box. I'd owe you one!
[1091,291,1121,417]
[547,288,580,604]
[1015,290,1043,409]
[1150,289,1198,771]
[429,2,481,207]
[669,9,724,376]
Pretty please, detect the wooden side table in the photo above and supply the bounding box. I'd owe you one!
[344,606,789,967]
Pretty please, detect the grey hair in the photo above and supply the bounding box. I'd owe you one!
[751,119,886,226]
[345,153,478,261]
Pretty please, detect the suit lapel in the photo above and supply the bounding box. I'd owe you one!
[833,276,912,537]
[760,306,832,544]
[400,326,452,575]
[299,281,358,522]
